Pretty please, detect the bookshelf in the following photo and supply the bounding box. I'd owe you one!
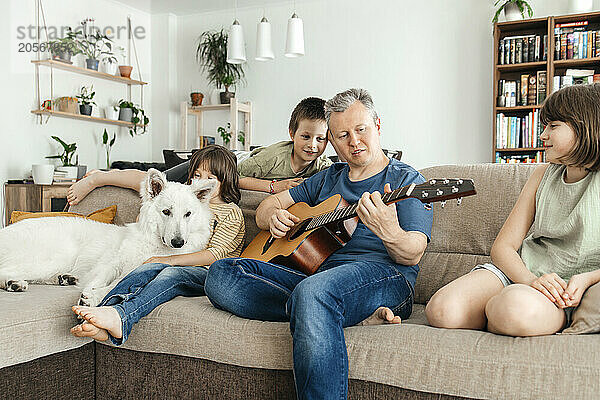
[493,11,600,164]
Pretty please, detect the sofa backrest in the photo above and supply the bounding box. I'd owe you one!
[415,163,537,303]
[69,186,268,250]
[69,164,538,306]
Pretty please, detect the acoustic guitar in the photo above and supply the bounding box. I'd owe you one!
[241,179,476,275]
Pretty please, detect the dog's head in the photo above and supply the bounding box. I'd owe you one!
[139,169,216,250]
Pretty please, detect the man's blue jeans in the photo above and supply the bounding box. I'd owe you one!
[204,258,414,400]
[98,262,208,345]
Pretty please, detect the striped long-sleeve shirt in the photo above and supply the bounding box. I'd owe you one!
[205,202,245,263]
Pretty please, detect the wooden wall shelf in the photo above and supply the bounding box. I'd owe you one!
[32,59,147,85]
[31,109,145,128]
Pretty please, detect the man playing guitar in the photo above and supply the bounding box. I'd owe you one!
[204,88,433,400]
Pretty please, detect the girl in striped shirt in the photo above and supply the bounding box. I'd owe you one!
[70,145,245,345]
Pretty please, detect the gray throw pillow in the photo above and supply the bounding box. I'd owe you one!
[562,281,600,335]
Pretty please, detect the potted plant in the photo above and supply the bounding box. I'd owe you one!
[117,99,149,136]
[196,29,245,104]
[115,46,133,78]
[76,19,115,71]
[101,50,119,75]
[190,91,204,106]
[48,27,80,64]
[104,101,120,120]
[45,135,79,179]
[76,85,96,116]
[217,122,245,147]
[102,128,116,169]
[492,0,533,23]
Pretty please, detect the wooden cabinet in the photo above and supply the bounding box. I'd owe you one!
[4,183,71,226]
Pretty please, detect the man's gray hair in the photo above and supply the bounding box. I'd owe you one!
[324,88,379,128]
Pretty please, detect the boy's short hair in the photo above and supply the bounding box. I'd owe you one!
[288,97,326,135]
[540,83,600,171]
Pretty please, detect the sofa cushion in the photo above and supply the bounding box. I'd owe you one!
[416,164,538,303]
[0,285,90,369]
[101,295,600,399]
[562,281,600,335]
[10,205,117,225]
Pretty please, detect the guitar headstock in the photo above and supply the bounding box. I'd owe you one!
[406,179,476,208]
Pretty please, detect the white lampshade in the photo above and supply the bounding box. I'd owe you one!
[255,17,274,61]
[285,13,304,58]
[227,20,246,64]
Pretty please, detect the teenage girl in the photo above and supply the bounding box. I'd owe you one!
[70,145,245,344]
[426,84,600,336]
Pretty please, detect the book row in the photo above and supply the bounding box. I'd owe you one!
[498,34,547,65]
[498,72,547,107]
[553,72,600,92]
[496,110,544,150]
[495,152,546,164]
[554,21,600,60]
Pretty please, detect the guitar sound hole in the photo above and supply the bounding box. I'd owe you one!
[289,219,313,240]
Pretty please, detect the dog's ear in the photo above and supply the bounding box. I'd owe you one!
[190,179,217,202]
[142,169,167,201]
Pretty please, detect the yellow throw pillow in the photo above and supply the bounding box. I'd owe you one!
[562,281,600,335]
[10,205,117,225]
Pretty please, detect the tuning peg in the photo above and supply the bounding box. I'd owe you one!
[429,179,437,185]
[457,197,462,206]
[440,200,446,208]
[457,179,463,185]
[424,203,432,210]
[451,186,459,193]
[443,179,449,184]
[436,189,443,196]
[421,192,429,198]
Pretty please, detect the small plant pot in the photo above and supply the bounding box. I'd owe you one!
[119,65,133,78]
[86,58,99,71]
[104,106,119,120]
[79,104,93,116]
[55,97,78,114]
[220,91,235,104]
[102,61,118,75]
[52,51,72,64]
[191,92,204,106]
[503,3,523,21]
[118,107,133,122]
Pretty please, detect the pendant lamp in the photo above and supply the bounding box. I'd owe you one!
[285,12,304,58]
[255,16,274,61]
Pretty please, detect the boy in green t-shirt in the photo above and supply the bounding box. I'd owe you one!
[238,97,332,193]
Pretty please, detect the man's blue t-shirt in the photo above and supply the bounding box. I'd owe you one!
[288,158,433,288]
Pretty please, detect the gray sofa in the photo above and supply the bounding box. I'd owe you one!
[2,163,599,399]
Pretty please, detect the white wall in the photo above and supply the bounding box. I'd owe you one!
[0,0,152,225]
[173,0,600,168]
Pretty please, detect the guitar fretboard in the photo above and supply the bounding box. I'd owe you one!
[305,184,413,231]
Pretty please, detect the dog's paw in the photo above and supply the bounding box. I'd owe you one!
[6,280,29,292]
[58,274,79,286]
[78,290,92,307]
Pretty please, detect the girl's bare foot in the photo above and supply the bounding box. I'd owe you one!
[67,170,102,205]
[72,305,122,339]
[358,307,402,326]
[70,322,109,341]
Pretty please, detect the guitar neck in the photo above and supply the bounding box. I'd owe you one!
[305,184,415,231]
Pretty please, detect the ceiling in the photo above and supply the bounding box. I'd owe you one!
[113,0,307,15]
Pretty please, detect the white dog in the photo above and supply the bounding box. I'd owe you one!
[0,169,215,305]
